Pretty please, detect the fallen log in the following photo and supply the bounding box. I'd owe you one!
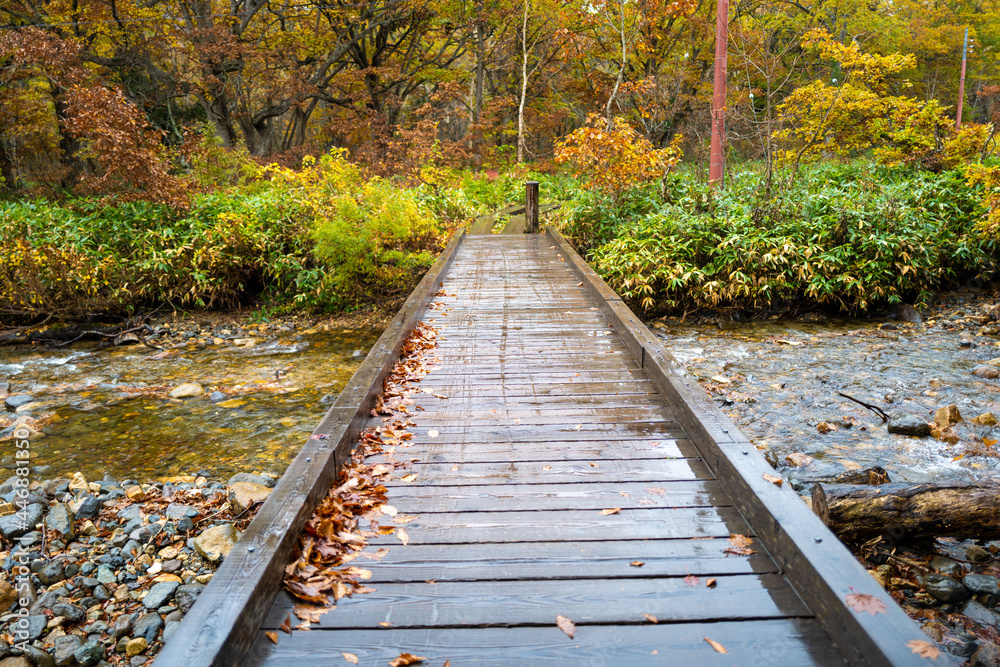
[811,481,1000,542]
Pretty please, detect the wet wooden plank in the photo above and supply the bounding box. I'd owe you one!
[379,458,712,486]
[368,439,698,464]
[392,422,687,445]
[246,619,844,666]
[264,573,808,629]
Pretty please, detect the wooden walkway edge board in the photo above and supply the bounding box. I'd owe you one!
[545,228,947,667]
[154,230,468,667]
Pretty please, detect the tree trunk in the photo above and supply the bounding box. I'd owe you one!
[517,0,530,164]
[811,482,1000,542]
[473,0,485,129]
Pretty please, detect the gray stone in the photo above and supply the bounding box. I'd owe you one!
[4,395,33,409]
[44,503,75,539]
[21,614,46,641]
[164,503,199,520]
[887,414,932,436]
[51,603,84,623]
[22,645,54,667]
[209,391,226,402]
[116,505,143,522]
[73,640,104,667]
[0,503,44,539]
[84,621,109,635]
[92,584,110,601]
[112,614,132,639]
[52,635,83,667]
[968,545,993,563]
[174,583,205,613]
[193,523,239,562]
[74,496,102,521]
[96,564,117,585]
[164,611,183,624]
[38,561,65,586]
[971,642,1000,667]
[930,555,965,577]
[132,612,163,643]
[168,383,204,399]
[922,574,970,603]
[29,589,60,615]
[142,581,179,609]
[226,472,275,488]
[964,574,1000,596]
[162,620,181,643]
[963,600,1000,628]
[973,365,1000,380]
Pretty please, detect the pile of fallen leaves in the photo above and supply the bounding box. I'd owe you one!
[281,322,439,624]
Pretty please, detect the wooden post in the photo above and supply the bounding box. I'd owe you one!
[525,181,539,233]
[957,27,968,129]
[709,0,728,188]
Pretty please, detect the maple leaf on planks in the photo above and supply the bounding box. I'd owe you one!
[762,473,784,487]
[265,631,279,644]
[599,508,621,515]
[401,473,418,482]
[398,528,410,545]
[294,605,334,623]
[642,613,658,624]
[723,533,755,557]
[630,561,644,567]
[845,592,887,616]
[380,504,399,517]
[389,652,427,666]
[556,615,576,639]
[684,574,701,587]
[342,653,359,664]
[906,640,941,659]
[279,614,293,633]
[704,637,727,654]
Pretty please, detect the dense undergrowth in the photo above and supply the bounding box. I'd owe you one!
[558,161,1000,315]
[2,155,998,320]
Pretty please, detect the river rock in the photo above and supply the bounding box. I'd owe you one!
[193,523,239,562]
[971,641,1000,667]
[132,612,163,643]
[785,452,813,467]
[52,635,83,667]
[73,495,102,520]
[73,640,104,667]
[125,638,148,657]
[964,573,1000,596]
[3,395,33,410]
[972,412,999,426]
[174,583,205,613]
[972,365,1000,379]
[922,574,970,603]
[0,580,16,612]
[96,564,117,585]
[229,482,271,514]
[45,503,75,539]
[887,414,932,437]
[112,615,132,639]
[67,472,88,493]
[968,545,993,563]
[930,556,964,577]
[38,561,65,586]
[168,383,204,399]
[51,603,84,623]
[227,472,275,488]
[935,404,962,427]
[23,614,46,641]
[22,646,54,667]
[143,581,179,609]
[0,503,44,539]
[209,391,226,402]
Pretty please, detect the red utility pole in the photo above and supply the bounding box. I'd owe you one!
[709,0,729,188]
[956,27,968,129]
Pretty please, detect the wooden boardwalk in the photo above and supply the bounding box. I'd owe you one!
[158,227,942,666]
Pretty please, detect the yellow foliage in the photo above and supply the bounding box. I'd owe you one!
[967,164,1000,238]
[555,114,681,196]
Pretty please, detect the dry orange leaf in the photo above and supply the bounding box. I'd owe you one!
[906,640,941,659]
[279,613,292,633]
[401,473,418,482]
[265,631,279,644]
[600,508,621,515]
[398,528,410,545]
[630,561,644,567]
[342,653,359,664]
[380,505,399,517]
[762,473,783,486]
[388,652,426,666]
[395,515,419,524]
[556,615,576,639]
[646,487,666,495]
[706,578,717,588]
[845,592,887,616]
[642,613,658,624]
[379,621,392,627]
[704,637,727,654]
[543,465,552,470]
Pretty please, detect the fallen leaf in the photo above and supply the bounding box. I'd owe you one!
[774,339,803,346]
[342,653,359,664]
[816,421,838,433]
[600,508,621,515]
[845,592,887,616]
[704,637,727,654]
[379,621,392,627]
[279,613,292,633]
[543,465,552,470]
[729,534,752,548]
[646,486,666,495]
[706,578,717,588]
[642,613,658,623]
[394,515,419,524]
[397,528,410,545]
[762,473,783,486]
[451,465,459,471]
[711,375,731,384]
[574,424,582,430]
[684,574,701,586]
[427,429,439,438]
[401,473,418,482]
[380,504,398,517]
[588,462,599,468]
[556,615,576,638]
[388,652,426,666]
[906,640,941,659]
[630,561,644,567]
[513,418,522,424]
[619,491,630,497]
[266,631,279,644]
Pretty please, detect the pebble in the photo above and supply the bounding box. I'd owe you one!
[3,394,34,409]
[227,472,275,488]
[168,382,204,399]
[192,524,239,562]
[143,581,179,609]
[972,365,1000,379]
[132,611,164,643]
[887,414,932,437]
[52,636,83,667]
[922,574,971,603]
[73,640,104,667]
[964,573,1000,596]
[125,637,148,657]
[968,545,993,563]
[930,555,964,577]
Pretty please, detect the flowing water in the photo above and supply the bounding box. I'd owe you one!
[654,305,1000,491]
[0,326,381,481]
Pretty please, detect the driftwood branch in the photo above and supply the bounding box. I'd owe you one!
[837,391,890,422]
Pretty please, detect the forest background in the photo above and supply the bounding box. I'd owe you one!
[2,0,1000,320]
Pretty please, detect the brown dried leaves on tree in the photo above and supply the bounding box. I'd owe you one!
[284,323,438,609]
